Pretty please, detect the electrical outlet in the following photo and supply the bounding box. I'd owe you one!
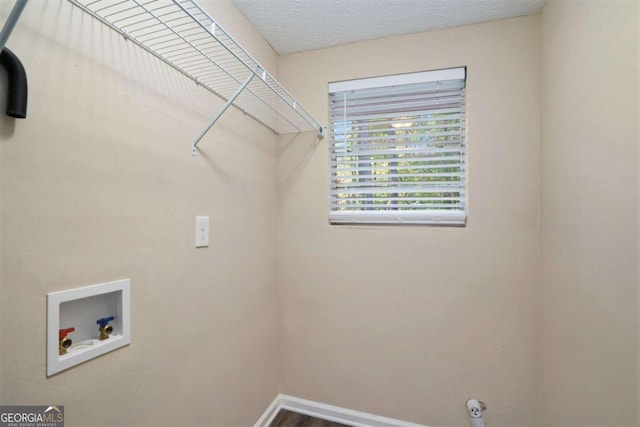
[195,216,209,248]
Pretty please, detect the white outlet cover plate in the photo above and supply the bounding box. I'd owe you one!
[47,278,131,376]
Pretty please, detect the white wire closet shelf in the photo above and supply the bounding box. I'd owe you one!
[67,0,324,155]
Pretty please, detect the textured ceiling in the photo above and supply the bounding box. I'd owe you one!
[232,0,546,55]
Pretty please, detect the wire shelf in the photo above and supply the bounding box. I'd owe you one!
[68,0,324,152]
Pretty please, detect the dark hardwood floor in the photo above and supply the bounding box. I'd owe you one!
[269,409,352,427]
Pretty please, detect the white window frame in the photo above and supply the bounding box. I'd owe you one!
[328,67,467,225]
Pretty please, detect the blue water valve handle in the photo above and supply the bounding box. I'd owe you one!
[96,316,114,328]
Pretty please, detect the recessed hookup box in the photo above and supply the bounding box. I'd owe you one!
[47,278,130,376]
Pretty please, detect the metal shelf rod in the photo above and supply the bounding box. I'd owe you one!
[0,0,29,52]
[192,72,254,155]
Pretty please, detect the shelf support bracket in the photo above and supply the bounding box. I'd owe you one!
[192,72,256,156]
[0,0,28,52]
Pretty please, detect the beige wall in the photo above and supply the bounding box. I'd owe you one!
[0,1,279,425]
[2,1,638,426]
[277,16,541,427]
[540,1,639,426]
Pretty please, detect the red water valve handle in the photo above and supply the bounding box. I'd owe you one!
[59,327,75,340]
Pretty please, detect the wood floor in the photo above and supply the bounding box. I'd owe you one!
[269,409,352,427]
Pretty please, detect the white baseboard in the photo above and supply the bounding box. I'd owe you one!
[254,394,429,427]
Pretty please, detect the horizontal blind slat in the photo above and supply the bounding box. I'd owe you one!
[333,171,464,179]
[331,155,464,165]
[333,133,462,145]
[332,141,465,153]
[330,114,464,128]
[332,164,464,174]
[333,96,464,115]
[333,90,465,104]
[334,197,463,204]
[332,148,463,157]
[332,124,463,136]
[331,186,465,195]
[333,197,464,204]
[332,107,463,122]
[332,182,463,189]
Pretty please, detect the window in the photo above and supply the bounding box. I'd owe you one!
[328,67,467,225]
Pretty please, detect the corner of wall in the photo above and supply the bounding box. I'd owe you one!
[540,1,639,425]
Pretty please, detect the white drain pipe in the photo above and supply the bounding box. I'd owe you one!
[466,399,487,427]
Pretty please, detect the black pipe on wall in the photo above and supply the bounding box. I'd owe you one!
[0,47,27,118]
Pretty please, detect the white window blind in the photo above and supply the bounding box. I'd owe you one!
[328,67,467,225]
